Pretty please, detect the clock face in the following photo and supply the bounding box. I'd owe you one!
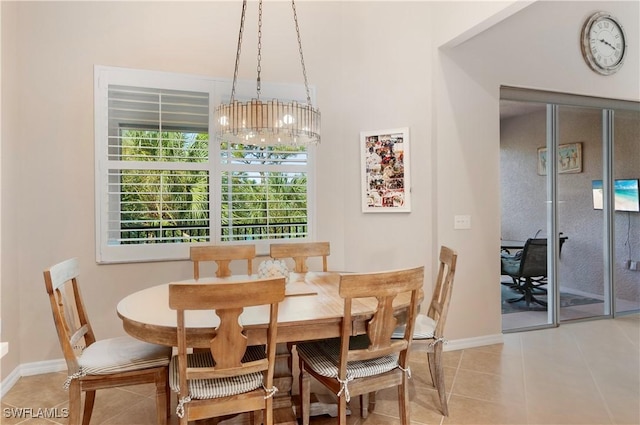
[581,12,627,75]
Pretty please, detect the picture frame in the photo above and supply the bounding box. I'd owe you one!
[537,142,582,175]
[360,127,411,213]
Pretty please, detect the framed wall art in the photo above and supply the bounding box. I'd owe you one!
[537,142,582,175]
[360,127,411,213]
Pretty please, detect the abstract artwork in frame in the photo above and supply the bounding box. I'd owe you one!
[360,127,411,213]
[537,142,582,175]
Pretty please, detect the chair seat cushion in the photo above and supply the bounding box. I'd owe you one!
[79,336,171,375]
[297,335,399,379]
[169,346,265,400]
[391,314,436,340]
[501,256,521,276]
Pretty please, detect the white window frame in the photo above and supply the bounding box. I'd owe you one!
[94,66,317,263]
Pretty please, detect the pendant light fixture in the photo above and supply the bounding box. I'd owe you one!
[215,0,321,146]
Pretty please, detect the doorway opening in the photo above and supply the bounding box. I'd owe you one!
[500,87,640,332]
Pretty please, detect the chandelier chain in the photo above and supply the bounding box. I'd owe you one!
[230,0,248,102]
[292,0,312,105]
[256,0,263,99]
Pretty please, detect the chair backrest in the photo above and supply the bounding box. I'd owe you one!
[519,238,547,278]
[169,278,286,392]
[43,258,95,373]
[338,266,424,374]
[269,242,330,273]
[426,246,458,339]
[190,244,256,279]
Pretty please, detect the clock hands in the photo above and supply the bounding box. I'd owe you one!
[598,38,616,50]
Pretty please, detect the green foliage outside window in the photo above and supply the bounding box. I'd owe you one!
[117,130,308,244]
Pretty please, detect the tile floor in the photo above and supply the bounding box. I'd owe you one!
[2,314,638,424]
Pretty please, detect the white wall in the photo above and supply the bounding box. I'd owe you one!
[1,0,639,381]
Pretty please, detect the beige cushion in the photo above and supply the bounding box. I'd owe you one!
[391,314,436,340]
[79,336,171,375]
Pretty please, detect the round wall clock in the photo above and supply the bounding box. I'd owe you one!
[581,12,627,75]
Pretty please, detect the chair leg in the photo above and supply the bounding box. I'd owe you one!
[337,393,348,425]
[368,391,376,415]
[264,397,273,425]
[508,278,548,307]
[68,382,82,425]
[427,351,437,388]
[154,370,168,425]
[359,392,376,418]
[165,372,171,418]
[432,345,448,416]
[359,394,368,418]
[82,389,96,425]
[254,409,264,425]
[398,372,410,424]
[299,359,311,425]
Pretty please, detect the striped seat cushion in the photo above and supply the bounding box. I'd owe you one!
[296,335,399,380]
[78,336,171,375]
[391,314,436,340]
[169,346,265,399]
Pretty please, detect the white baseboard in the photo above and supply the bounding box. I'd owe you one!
[443,333,504,351]
[1,358,66,398]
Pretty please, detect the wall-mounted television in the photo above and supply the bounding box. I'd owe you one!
[592,179,640,212]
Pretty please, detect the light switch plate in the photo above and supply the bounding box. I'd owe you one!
[454,215,471,229]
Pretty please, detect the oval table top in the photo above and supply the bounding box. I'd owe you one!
[117,271,418,348]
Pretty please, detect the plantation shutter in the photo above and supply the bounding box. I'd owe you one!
[106,85,211,245]
[219,143,309,241]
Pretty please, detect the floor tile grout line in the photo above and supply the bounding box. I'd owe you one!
[613,315,640,347]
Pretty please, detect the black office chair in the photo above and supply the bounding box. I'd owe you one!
[501,238,548,307]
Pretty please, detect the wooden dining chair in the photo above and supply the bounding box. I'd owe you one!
[269,241,330,273]
[168,277,286,425]
[43,258,171,425]
[190,244,256,279]
[392,245,458,416]
[296,266,424,425]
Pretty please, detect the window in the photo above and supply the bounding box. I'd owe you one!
[95,66,316,263]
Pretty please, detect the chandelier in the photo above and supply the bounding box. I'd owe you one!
[215,0,321,146]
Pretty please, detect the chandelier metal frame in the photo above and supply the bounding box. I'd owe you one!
[215,0,321,146]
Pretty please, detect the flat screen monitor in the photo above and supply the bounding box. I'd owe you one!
[592,179,640,212]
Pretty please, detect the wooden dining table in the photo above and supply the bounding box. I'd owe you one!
[117,271,420,424]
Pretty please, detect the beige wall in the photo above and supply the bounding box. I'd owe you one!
[1,0,639,383]
[1,0,20,379]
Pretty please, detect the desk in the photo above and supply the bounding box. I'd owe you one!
[501,236,568,251]
[117,272,418,424]
[501,240,525,250]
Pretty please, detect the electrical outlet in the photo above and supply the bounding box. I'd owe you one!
[629,261,639,271]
